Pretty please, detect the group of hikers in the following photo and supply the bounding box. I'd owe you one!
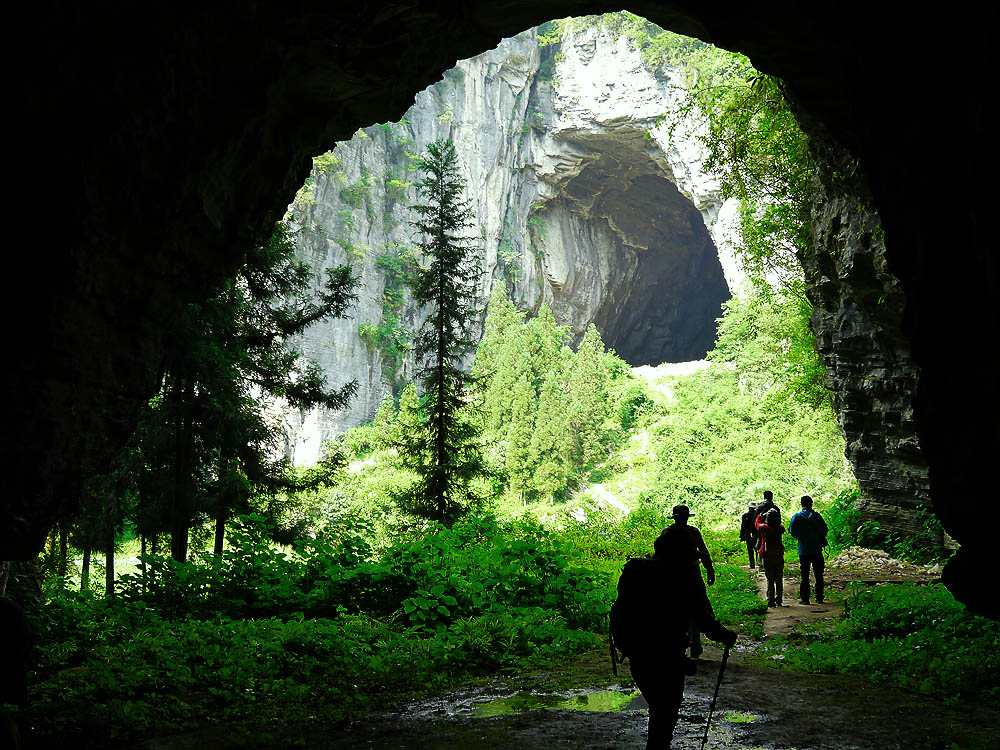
[611,491,829,749]
[740,490,829,606]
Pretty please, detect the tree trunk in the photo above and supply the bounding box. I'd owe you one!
[58,523,68,576]
[81,548,91,590]
[149,535,158,588]
[214,512,227,558]
[105,545,115,599]
[170,376,192,563]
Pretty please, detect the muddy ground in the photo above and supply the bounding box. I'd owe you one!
[145,556,999,750]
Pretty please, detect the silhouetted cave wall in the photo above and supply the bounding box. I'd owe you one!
[8,2,996,618]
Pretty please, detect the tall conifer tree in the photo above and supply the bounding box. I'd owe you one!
[505,374,536,502]
[528,368,573,499]
[137,223,358,561]
[403,139,484,523]
[566,324,609,467]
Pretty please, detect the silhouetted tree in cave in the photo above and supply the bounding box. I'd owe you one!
[131,224,359,562]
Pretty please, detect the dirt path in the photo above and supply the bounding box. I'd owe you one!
[145,554,997,750]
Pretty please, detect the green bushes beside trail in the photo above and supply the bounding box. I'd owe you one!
[25,514,612,744]
[761,583,1000,705]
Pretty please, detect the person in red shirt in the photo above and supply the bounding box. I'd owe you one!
[755,508,786,607]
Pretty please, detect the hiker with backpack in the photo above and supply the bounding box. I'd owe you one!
[789,495,828,605]
[739,501,758,568]
[610,530,737,750]
[755,507,786,607]
[661,504,715,658]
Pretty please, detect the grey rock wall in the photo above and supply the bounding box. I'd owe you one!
[282,25,736,464]
[804,142,930,534]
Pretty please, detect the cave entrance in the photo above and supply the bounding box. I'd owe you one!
[531,152,731,367]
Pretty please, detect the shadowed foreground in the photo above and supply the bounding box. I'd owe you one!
[139,641,998,750]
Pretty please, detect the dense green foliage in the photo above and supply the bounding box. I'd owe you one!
[24,515,601,742]
[71,224,359,583]
[762,583,1000,706]
[13,18,987,747]
[471,288,637,507]
[24,512,765,744]
[577,297,854,533]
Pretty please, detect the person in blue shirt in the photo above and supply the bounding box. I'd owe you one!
[788,495,829,605]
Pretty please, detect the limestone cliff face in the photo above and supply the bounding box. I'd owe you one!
[282,26,737,463]
[803,140,931,536]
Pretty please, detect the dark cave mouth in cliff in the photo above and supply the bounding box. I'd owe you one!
[596,173,728,366]
[535,159,730,367]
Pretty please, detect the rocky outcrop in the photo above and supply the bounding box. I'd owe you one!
[803,142,930,534]
[283,25,735,462]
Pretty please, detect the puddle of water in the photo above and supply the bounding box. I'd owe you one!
[722,710,760,723]
[472,689,642,717]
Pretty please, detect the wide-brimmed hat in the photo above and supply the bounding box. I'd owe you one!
[669,504,693,519]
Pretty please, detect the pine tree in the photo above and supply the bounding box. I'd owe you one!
[528,368,573,499]
[566,324,610,468]
[524,304,570,394]
[403,139,484,524]
[482,329,533,436]
[471,284,524,385]
[505,373,536,503]
[138,223,359,561]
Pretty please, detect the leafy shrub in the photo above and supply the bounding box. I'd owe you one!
[28,512,623,743]
[763,583,1000,705]
[825,487,863,554]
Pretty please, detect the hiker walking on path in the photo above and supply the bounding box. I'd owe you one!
[739,501,758,568]
[662,504,715,658]
[611,531,737,750]
[789,495,828,605]
[755,508,786,607]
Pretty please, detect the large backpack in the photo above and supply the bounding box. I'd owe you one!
[757,518,784,558]
[609,557,662,661]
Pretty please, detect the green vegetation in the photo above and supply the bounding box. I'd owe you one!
[358,245,420,385]
[10,17,988,746]
[71,223,359,579]
[20,264,974,741]
[24,514,612,743]
[761,582,1000,706]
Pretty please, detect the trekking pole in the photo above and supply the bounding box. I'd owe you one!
[607,613,619,677]
[700,643,731,750]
